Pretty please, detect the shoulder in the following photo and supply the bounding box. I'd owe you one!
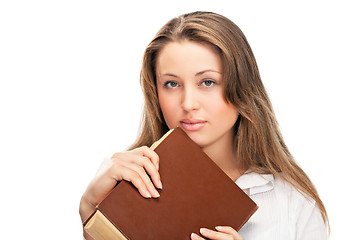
[236,171,315,207]
[273,174,316,208]
[236,172,327,239]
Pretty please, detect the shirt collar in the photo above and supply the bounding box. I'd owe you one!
[235,171,274,195]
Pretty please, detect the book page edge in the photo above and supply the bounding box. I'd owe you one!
[150,128,174,150]
[84,210,128,240]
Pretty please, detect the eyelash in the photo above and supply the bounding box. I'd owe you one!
[200,79,216,87]
[164,81,179,88]
[163,79,216,88]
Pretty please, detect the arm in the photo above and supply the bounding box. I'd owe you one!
[296,201,328,240]
[79,146,162,239]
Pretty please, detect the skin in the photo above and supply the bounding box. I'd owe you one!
[156,40,242,182]
[79,40,244,240]
[156,40,243,240]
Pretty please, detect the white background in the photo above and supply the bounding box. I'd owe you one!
[0,0,359,239]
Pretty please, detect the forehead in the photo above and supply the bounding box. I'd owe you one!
[156,40,222,76]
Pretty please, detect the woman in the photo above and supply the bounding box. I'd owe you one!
[80,11,329,239]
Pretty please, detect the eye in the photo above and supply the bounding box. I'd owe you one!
[164,81,179,88]
[200,79,216,87]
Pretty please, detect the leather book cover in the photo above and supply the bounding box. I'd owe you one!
[85,127,258,240]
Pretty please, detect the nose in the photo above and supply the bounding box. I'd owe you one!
[181,86,200,112]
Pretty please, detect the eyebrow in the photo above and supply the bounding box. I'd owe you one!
[159,69,222,78]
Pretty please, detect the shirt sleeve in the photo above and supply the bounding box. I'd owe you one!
[296,199,328,240]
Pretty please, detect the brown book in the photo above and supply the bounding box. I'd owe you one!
[84,127,258,240]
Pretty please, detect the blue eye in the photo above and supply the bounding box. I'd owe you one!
[164,81,179,88]
[201,79,215,87]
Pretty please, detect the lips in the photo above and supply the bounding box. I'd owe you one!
[180,119,207,131]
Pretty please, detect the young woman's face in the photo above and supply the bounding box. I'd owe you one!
[156,40,239,149]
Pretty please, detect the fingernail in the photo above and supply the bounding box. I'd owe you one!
[144,191,152,198]
[152,189,160,198]
[200,228,209,235]
[157,179,163,189]
[156,163,159,170]
[190,233,200,240]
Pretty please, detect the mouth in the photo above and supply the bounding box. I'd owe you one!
[179,119,207,131]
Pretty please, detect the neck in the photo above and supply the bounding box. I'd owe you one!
[202,133,244,181]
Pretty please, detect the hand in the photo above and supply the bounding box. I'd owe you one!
[191,226,243,240]
[79,146,162,223]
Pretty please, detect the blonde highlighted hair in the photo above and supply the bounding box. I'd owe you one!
[130,11,329,230]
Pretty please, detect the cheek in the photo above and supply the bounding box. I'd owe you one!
[158,94,179,127]
[204,97,238,123]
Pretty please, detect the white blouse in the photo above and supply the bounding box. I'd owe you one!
[235,172,328,239]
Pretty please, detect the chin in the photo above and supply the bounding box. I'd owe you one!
[185,132,209,148]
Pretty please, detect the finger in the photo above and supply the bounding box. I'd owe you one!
[200,228,228,240]
[126,162,160,198]
[190,233,206,240]
[137,146,160,170]
[200,227,240,240]
[133,147,162,189]
[112,149,162,189]
[136,156,162,189]
[215,226,242,238]
[113,165,152,199]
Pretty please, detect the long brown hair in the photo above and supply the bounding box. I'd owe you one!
[131,11,329,230]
